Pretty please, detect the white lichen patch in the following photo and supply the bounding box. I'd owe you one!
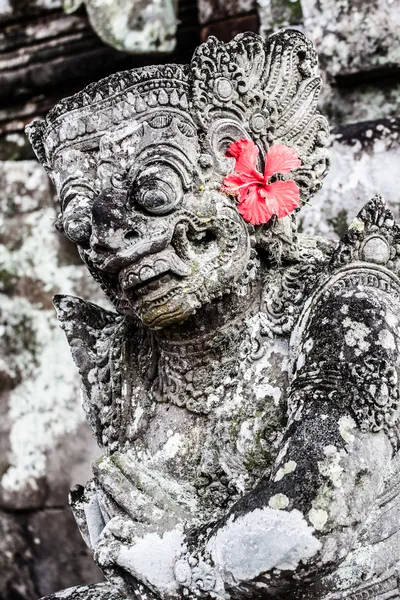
[318,445,345,488]
[269,494,290,510]
[378,329,396,350]
[308,508,328,531]
[342,318,370,353]
[385,311,398,328]
[338,415,356,445]
[153,433,184,461]
[274,460,297,482]
[207,507,321,583]
[117,526,184,594]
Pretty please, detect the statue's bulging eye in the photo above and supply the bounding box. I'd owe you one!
[140,181,175,213]
[64,216,92,247]
[133,167,182,215]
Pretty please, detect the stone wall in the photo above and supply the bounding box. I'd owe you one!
[0,159,105,598]
[1,0,399,598]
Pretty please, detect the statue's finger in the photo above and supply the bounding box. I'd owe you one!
[96,483,126,523]
[83,481,106,548]
[93,456,166,524]
[111,452,196,516]
[69,484,91,548]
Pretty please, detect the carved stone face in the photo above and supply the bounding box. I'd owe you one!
[54,115,252,328]
[27,31,329,329]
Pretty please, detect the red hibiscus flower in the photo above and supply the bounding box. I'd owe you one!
[222,139,302,226]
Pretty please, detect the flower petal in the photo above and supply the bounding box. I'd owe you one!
[264,144,301,179]
[262,180,301,218]
[222,171,261,192]
[237,186,274,226]
[226,139,261,177]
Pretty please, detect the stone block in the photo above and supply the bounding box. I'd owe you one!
[301,0,400,78]
[198,0,256,25]
[201,14,259,42]
[0,510,37,600]
[28,508,103,597]
[299,117,400,238]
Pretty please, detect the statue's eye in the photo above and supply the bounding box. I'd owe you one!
[133,167,182,215]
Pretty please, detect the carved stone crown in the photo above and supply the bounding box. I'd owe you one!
[27,30,330,206]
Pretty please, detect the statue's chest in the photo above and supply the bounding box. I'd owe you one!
[133,326,290,509]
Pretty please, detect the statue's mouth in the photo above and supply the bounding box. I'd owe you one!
[118,245,191,294]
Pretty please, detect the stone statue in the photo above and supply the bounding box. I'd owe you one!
[27,30,400,600]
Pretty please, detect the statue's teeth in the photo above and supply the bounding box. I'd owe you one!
[154,260,168,275]
[170,89,180,106]
[135,96,148,112]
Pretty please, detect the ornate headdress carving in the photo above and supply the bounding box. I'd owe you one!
[27,30,329,205]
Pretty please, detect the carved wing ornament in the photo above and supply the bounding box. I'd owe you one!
[53,295,126,449]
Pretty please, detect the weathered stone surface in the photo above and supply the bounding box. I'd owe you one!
[301,0,400,78]
[0,160,104,510]
[200,13,259,42]
[0,159,105,590]
[257,0,303,34]
[43,582,123,600]
[0,509,37,600]
[28,508,103,597]
[198,0,256,25]
[258,0,400,78]
[0,2,199,134]
[0,2,395,596]
[0,0,62,24]
[256,0,400,126]
[300,118,400,239]
[323,79,400,125]
[64,0,178,54]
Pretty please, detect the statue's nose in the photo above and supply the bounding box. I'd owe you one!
[89,188,141,258]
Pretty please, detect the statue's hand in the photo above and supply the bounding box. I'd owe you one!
[69,451,199,558]
[94,514,185,599]
[92,452,199,529]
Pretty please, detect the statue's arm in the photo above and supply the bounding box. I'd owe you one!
[179,390,391,597]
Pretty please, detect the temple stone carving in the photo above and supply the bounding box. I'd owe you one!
[27,30,400,600]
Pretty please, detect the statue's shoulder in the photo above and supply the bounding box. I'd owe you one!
[291,195,400,445]
[263,195,400,340]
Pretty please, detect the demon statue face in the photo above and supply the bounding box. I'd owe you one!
[27,30,329,330]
